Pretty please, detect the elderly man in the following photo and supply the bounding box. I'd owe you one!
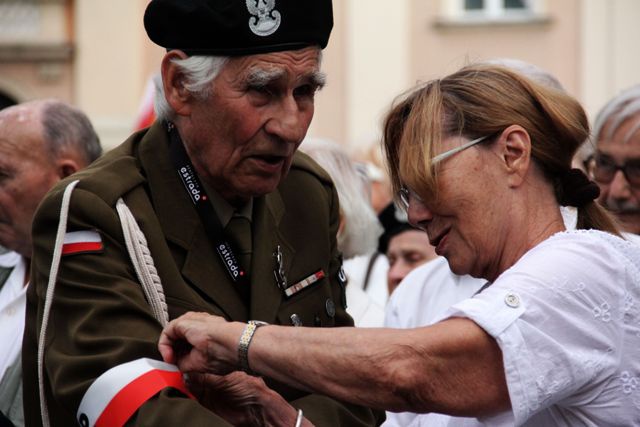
[589,85,640,235]
[0,99,101,427]
[22,1,381,426]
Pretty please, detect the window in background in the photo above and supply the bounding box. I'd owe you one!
[0,0,39,40]
[438,0,545,24]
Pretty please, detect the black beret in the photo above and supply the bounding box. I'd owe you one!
[144,0,333,56]
[377,202,418,254]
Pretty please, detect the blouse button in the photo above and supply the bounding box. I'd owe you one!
[504,293,521,308]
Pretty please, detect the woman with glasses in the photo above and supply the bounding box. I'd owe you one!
[157,64,640,426]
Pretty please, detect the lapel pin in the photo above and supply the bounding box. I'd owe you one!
[284,269,325,298]
[272,245,287,289]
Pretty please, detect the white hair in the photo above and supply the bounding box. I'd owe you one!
[593,84,640,143]
[154,55,229,121]
[300,138,383,259]
[484,58,565,91]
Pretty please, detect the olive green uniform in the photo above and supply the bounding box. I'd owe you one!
[23,122,383,426]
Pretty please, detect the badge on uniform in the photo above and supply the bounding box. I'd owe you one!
[62,230,104,256]
[272,245,288,290]
[284,270,325,298]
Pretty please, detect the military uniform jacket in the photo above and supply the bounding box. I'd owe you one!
[23,122,383,426]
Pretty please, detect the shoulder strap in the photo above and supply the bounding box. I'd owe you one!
[116,199,168,326]
[38,179,80,427]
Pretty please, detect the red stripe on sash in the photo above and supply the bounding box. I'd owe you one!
[62,242,103,255]
[94,369,194,427]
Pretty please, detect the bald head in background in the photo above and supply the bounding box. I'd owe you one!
[0,99,101,259]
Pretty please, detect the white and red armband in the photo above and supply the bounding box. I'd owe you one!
[77,358,194,427]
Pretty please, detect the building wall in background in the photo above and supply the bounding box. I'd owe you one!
[0,1,639,152]
[580,0,640,119]
[0,0,73,106]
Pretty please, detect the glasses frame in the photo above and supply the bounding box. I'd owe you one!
[588,154,640,188]
[431,134,493,164]
[398,133,495,210]
[398,186,424,210]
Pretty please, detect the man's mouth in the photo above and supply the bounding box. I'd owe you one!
[252,154,286,165]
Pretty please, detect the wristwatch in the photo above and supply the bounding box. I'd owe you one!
[238,320,269,375]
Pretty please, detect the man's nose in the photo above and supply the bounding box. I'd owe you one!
[387,261,409,288]
[265,95,312,144]
[608,169,632,201]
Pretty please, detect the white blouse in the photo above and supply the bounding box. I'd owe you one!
[411,230,640,426]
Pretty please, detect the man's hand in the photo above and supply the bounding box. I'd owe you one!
[187,372,312,427]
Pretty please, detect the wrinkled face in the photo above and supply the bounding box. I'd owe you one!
[386,229,436,294]
[593,116,640,234]
[0,108,60,257]
[404,135,508,280]
[181,46,323,205]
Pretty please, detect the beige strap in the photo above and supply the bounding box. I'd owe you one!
[116,199,168,326]
[38,179,80,427]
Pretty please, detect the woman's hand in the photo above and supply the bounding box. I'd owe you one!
[158,311,242,375]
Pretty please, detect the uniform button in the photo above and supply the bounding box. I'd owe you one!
[290,313,303,326]
[504,293,520,308]
[79,414,89,427]
[325,298,336,318]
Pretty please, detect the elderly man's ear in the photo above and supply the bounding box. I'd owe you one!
[498,124,532,188]
[161,50,194,117]
[57,158,83,179]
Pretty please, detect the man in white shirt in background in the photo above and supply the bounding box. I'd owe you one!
[0,100,101,426]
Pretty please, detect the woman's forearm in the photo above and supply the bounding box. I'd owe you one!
[248,318,509,415]
[159,313,509,416]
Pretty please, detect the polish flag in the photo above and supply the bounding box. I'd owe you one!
[62,230,104,255]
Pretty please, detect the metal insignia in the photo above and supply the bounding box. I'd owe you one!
[273,245,287,290]
[246,0,281,37]
[337,266,348,286]
[290,313,303,327]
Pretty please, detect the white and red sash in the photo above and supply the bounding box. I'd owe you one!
[77,358,193,427]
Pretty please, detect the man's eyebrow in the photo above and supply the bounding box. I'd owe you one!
[245,68,286,86]
[307,71,327,90]
[244,68,327,90]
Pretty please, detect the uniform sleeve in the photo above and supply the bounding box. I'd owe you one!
[24,186,232,426]
[439,240,625,424]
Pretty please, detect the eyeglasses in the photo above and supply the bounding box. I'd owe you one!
[397,133,495,210]
[432,134,493,164]
[588,154,640,188]
[398,186,425,210]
